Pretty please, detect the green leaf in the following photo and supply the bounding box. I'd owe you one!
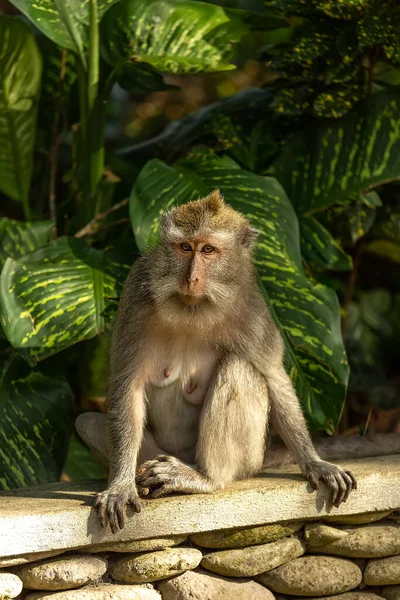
[0,351,73,489]
[0,17,42,213]
[101,0,248,74]
[0,219,53,273]
[9,0,121,67]
[271,93,400,214]
[64,435,106,480]
[0,237,127,362]
[300,215,352,272]
[130,150,349,432]
[116,62,175,94]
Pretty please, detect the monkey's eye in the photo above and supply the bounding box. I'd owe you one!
[180,242,192,252]
[202,245,215,254]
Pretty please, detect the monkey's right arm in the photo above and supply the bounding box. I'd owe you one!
[95,263,149,533]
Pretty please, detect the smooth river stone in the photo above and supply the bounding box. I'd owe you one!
[0,550,66,568]
[158,569,275,600]
[305,523,348,547]
[24,585,160,599]
[79,535,187,554]
[16,554,108,590]
[0,572,23,598]
[201,536,305,577]
[191,522,303,548]
[109,547,202,583]
[259,555,362,596]
[293,594,385,600]
[309,525,400,558]
[380,586,400,600]
[364,556,400,586]
[324,511,392,525]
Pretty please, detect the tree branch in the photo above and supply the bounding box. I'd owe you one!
[74,197,129,238]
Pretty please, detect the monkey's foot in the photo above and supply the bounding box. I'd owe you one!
[94,482,142,534]
[306,460,357,507]
[137,455,212,498]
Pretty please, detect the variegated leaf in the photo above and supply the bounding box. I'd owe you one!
[0,219,53,272]
[0,349,73,489]
[271,93,400,214]
[9,0,120,67]
[130,150,348,432]
[300,216,352,272]
[101,0,248,74]
[0,237,128,362]
[0,17,41,208]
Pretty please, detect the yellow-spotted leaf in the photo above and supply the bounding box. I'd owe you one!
[300,216,352,272]
[9,0,121,67]
[0,218,53,272]
[0,350,73,489]
[101,0,247,74]
[130,150,348,432]
[272,93,400,214]
[0,236,127,362]
[0,17,41,213]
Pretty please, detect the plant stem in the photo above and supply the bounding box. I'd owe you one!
[88,0,99,113]
[75,197,129,238]
[49,48,67,240]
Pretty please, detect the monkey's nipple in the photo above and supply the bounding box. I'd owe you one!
[186,381,197,394]
[164,368,171,379]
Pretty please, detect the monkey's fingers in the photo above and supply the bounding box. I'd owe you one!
[345,469,357,490]
[94,493,107,529]
[341,470,356,503]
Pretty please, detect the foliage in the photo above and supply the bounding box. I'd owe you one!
[0,0,400,487]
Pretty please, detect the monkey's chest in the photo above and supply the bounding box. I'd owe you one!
[149,344,219,405]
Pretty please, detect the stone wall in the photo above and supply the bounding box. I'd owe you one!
[0,456,399,600]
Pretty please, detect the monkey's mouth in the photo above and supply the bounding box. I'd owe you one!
[178,292,203,305]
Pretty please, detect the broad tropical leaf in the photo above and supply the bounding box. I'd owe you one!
[0,237,129,362]
[271,93,400,214]
[0,17,41,210]
[130,150,348,432]
[0,349,73,489]
[101,0,248,74]
[0,219,53,272]
[9,0,121,67]
[300,216,352,272]
[64,436,106,480]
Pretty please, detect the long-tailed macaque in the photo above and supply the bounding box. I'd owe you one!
[76,191,400,534]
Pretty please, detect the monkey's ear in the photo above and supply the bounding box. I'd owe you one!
[242,225,259,248]
[204,189,224,213]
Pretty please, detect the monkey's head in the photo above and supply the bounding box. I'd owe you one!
[149,190,258,330]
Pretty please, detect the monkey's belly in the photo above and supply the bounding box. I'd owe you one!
[147,381,200,461]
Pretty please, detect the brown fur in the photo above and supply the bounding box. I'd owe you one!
[77,191,390,534]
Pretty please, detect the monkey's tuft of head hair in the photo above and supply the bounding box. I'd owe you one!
[162,189,258,249]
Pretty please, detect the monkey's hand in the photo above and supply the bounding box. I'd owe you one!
[94,481,141,534]
[305,460,357,507]
[137,455,209,498]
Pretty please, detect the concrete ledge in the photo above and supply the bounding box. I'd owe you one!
[0,456,399,559]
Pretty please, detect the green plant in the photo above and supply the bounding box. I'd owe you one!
[1,0,400,489]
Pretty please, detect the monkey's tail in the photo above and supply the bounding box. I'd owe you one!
[262,433,400,469]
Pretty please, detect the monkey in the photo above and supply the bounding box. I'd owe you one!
[76,190,399,534]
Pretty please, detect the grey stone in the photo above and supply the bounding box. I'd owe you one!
[80,535,187,554]
[201,536,305,577]
[259,555,362,595]
[109,548,202,583]
[24,586,160,599]
[380,586,400,600]
[305,523,348,547]
[0,572,23,598]
[325,511,392,525]
[310,525,400,558]
[364,556,400,586]
[0,551,66,569]
[191,522,303,549]
[1,456,399,560]
[158,569,275,600]
[16,554,108,590]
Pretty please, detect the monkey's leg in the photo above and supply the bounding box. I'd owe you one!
[136,355,269,498]
[75,412,165,471]
[266,367,357,507]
